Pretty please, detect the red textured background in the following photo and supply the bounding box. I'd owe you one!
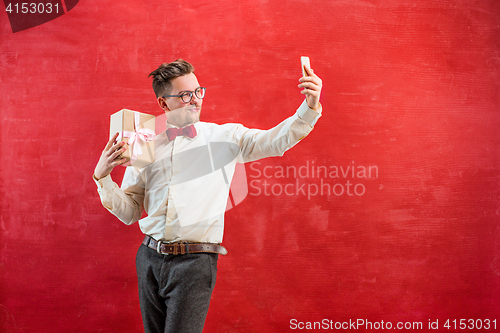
[1,0,500,332]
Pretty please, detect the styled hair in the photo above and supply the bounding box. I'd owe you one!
[148,59,195,98]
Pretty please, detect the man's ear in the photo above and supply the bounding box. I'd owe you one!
[158,97,170,111]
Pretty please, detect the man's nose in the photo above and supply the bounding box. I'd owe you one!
[190,95,200,105]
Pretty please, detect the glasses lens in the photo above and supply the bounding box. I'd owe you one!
[195,87,206,99]
[180,91,193,103]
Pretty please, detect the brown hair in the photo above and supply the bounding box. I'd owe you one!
[148,59,195,98]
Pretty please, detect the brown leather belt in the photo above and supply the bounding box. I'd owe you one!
[142,235,228,256]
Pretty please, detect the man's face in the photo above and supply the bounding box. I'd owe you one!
[160,73,203,127]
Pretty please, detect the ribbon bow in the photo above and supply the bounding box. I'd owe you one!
[119,112,156,165]
[166,124,197,141]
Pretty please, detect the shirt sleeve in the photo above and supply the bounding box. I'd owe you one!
[231,99,322,162]
[93,167,145,225]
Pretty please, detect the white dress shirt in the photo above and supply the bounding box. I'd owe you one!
[94,100,321,244]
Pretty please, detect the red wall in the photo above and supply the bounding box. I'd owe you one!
[1,0,499,332]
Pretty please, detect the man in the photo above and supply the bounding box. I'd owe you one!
[93,59,322,332]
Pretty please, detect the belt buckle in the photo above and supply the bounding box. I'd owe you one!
[157,241,187,255]
[157,241,168,255]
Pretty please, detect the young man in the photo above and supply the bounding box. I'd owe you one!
[93,59,323,333]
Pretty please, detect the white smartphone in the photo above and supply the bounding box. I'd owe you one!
[301,56,310,77]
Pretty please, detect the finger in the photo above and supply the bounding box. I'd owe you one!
[300,89,320,98]
[104,147,125,165]
[299,76,322,86]
[105,141,126,157]
[109,145,127,160]
[299,76,323,89]
[301,87,320,97]
[304,66,320,79]
[308,68,320,80]
[104,136,120,154]
[105,132,120,151]
[111,157,128,167]
[298,81,321,91]
[108,156,127,169]
[298,82,322,90]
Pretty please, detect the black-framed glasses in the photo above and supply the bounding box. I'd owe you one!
[162,87,206,104]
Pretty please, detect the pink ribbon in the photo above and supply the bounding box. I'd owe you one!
[118,112,155,165]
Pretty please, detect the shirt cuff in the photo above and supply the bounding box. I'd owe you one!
[93,174,116,192]
[297,99,322,127]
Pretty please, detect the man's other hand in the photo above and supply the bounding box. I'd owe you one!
[93,133,127,180]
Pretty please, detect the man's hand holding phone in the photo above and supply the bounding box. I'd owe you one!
[298,56,322,111]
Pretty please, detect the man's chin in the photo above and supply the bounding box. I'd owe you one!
[187,106,201,124]
[166,107,201,127]
[189,113,201,125]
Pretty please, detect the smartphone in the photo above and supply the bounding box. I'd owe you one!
[301,56,310,77]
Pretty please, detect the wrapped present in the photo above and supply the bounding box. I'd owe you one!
[110,109,156,168]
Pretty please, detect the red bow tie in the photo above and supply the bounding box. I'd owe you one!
[166,124,197,141]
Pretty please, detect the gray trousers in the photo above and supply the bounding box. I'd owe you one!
[136,244,218,333]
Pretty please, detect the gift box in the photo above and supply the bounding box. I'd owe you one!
[110,109,156,168]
